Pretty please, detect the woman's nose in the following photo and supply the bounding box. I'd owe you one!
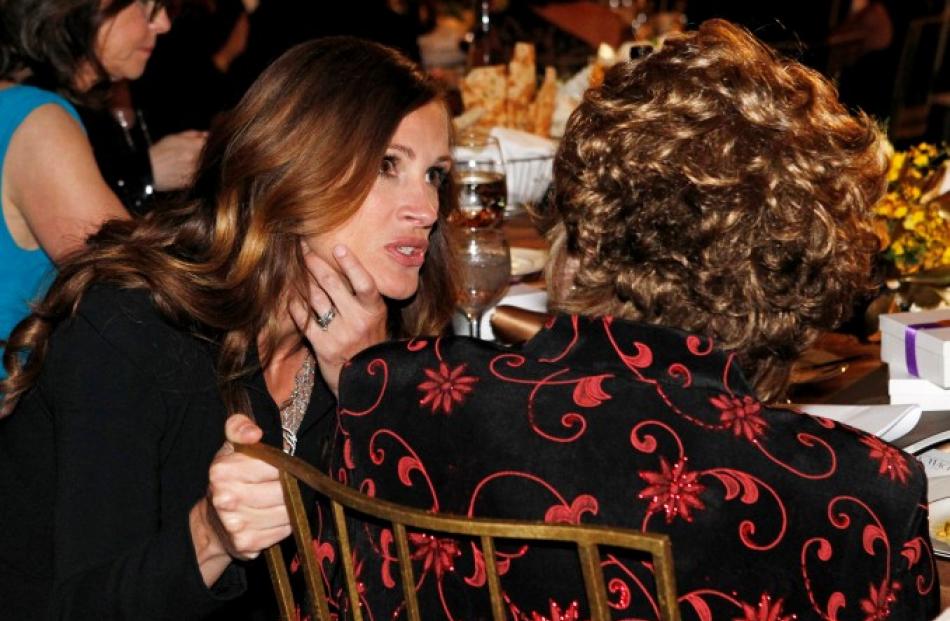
[151,7,172,34]
[401,182,439,227]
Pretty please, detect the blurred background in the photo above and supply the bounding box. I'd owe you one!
[128,0,950,148]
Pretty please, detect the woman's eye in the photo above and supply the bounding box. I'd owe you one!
[379,156,398,177]
[426,167,449,187]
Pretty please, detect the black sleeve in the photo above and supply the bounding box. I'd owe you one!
[44,299,245,620]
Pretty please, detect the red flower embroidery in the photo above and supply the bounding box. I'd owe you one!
[859,579,900,620]
[710,394,767,441]
[409,532,461,579]
[638,457,706,523]
[734,593,794,621]
[527,600,581,621]
[417,362,478,415]
[860,435,911,484]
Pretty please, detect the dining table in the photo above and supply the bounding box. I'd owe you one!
[500,211,950,611]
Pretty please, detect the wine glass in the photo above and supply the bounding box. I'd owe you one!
[451,131,508,228]
[453,226,512,338]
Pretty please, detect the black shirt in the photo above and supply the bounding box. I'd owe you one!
[0,285,336,619]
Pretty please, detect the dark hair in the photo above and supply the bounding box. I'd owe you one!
[0,0,136,104]
[1,37,458,415]
[547,19,887,402]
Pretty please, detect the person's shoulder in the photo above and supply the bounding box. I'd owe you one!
[61,284,208,379]
[0,84,81,125]
[76,283,162,324]
[345,335,498,371]
[340,334,499,397]
[74,284,185,342]
[0,85,85,160]
[763,402,929,497]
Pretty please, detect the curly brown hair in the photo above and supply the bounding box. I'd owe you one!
[1,37,458,416]
[547,19,888,402]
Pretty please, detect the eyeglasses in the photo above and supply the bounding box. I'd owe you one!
[137,0,166,23]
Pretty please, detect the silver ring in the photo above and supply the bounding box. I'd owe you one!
[315,306,336,331]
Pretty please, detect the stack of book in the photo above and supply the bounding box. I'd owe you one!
[923,449,950,560]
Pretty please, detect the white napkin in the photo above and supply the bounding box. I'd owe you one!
[797,403,922,443]
[489,127,556,206]
[489,127,557,161]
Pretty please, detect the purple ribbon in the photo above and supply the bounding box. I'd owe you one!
[903,319,950,377]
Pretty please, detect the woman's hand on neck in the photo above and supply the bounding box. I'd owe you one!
[288,245,388,398]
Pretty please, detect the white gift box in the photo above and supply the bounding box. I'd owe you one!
[888,365,950,410]
[880,310,950,388]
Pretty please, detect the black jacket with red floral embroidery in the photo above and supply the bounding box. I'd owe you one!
[327,314,940,620]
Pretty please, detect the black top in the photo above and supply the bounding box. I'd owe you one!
[0,285,336,620]
[333,315,941,620]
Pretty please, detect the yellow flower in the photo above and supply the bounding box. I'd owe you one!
[903,185,921,201]
[913,152,930,167]
[903,210,925,230]
[874,142,949,275]
[887,152,905,183]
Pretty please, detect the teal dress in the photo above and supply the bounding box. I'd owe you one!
[0,85,81,358]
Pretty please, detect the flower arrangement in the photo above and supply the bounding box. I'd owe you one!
[872,142,950,275]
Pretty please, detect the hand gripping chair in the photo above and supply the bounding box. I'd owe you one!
[235,442,681,621]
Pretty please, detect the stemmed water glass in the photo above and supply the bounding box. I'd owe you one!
[451,131,508,228]
[453,226,512,338]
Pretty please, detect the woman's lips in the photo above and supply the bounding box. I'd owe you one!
[385,240,428,267]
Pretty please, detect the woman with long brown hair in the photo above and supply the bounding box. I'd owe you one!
[0,37,456,619]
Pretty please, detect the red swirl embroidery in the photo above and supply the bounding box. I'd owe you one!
[406,338,429,352]
[667,363,692,387]
[339,358,388,417]
[539,314,580,363]
[686,334,715,356]
[367,429,439,511]
[572,374,612,407]
[703,468,788,551]
[755,432,838,480]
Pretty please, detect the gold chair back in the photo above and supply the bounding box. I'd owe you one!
[235,441,681,621]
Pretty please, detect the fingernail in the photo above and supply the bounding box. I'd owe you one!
[333,245,346,258]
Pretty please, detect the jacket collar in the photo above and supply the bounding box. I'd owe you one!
[521,314,756,397]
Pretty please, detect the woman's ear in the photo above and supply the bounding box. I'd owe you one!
[560,255,580,292]
[546,249,579,307]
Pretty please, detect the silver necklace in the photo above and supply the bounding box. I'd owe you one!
[279,353,315,455]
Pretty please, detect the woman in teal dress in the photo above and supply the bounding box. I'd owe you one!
[0,0,168,349]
